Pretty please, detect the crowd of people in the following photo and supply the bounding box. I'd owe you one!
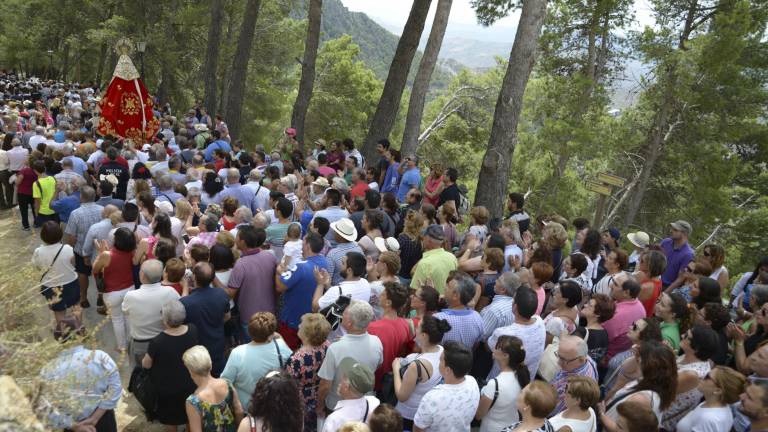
[3,75,768,432]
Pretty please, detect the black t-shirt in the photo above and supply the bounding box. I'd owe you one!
[438,183,460,208]
[377,157,389,182]
[147,324,199,395]
[745,327,766,356]
[98,161,130,200]
[585,327,609,365]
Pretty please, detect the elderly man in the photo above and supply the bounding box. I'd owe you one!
[28,125,47,148]
[433,272,484,350]
[322,358,380,432]
[244,168,270,212]
[481,272,522,342]
[149,148,169,177]
[602,276,646,362]
[317,301,383,415]
[313,252,371,340]
[7,138,29,173]
[153,174,183,207]
[550,335,599,415]
[61,144,87,177]
[54,158,85,195]
[410,224,458,294]
[277,174,299,217]
[64,186,104,308]
[228,206,253,239]
[186,214,219,252]
[214,168,256,213]
[51,176,86,224]
[226,225,278,341]
[122,259,180,365]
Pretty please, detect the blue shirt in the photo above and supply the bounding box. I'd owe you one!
[204,139,232,162]
[153,188,184,206]
[40,345,122,428]
[63,156,88,177]
[381,162,401,194]
[180,285,231,375]
[397,167,421,202]
[51,192,80,223]
[214,183,256,214]
[433,308,484,349]
[279,255,329,328]
[660,238,694,287]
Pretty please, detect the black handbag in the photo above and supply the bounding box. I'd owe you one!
[318,286,351,331]
[128,366,157,420]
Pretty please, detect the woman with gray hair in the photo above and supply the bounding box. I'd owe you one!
[142,300,199,431]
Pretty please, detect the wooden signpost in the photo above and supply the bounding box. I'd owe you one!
[586,172,626,228]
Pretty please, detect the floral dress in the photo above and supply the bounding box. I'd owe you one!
[186,383,237,432]
[288,342,330,432]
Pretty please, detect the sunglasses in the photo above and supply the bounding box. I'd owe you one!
[631,322,641,331]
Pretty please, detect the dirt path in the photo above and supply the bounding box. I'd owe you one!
[0,206,166,431]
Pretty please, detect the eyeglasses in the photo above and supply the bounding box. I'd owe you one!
[555,352,580,364]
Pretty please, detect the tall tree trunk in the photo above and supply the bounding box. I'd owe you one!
[624,0,701,226]
[290,0,323,149]
[203,0,225,117]
[95,43,108,87]
[224,0,262,141]
[474,0,548,219]
[401,0,452,158]
[218,5,239,115]
[361,0,432,162]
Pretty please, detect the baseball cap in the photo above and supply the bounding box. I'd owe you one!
[339,357,374,394]
[607,227,621,241]
[423,224,445,241]
[670,220,692,235]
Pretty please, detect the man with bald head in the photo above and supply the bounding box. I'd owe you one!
[214,168,256,213]
[550,335,599,415]
[122,259,180,365]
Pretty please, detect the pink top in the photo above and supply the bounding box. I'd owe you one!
[317,166,335,177]
[535,286,546,316]
[602,299,647,361]
[423,175,444,206]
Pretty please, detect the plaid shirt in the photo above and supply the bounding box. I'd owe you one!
[65,203,104,255]
[434,308,484,349]
[480,294,515,341]
[326,242,363,285]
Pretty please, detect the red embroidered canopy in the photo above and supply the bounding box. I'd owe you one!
[97,40,159,143]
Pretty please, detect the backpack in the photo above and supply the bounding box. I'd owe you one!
[318,286,352,331]
[457,184,471,215]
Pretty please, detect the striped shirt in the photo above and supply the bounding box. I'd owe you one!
[65,203,105,255]
[326,242,364,285]
[434,308,484,350]
[480,295,515,341]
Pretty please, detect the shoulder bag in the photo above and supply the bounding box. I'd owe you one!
[318,285,351,331]
[39,244,65,283]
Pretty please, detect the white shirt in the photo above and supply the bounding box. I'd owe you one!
[122,282,180,340]
[676,403,733,432]
[549,408,597,432]
[487,316,546,379]
[0,149,9,171]
[395,347,444,420]
[245,181,271,212]
[32,243,77,287]
[7,146,29,171]
[413,376,480,432]
[322,396,380,432]
[283,240,303,268]
[86,149,104,166]
[318,279,372,340]
[593,271,628,297]
[479,371,522,432]
[29,134,47,149]
[149,161,169,177]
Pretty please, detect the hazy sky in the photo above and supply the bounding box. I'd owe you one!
[340,0,656,41]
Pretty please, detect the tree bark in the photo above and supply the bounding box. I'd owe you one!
[361,0,432,162]
[203,0,225,117]
[624,0,702,226]
[224,0,263,141]
[218,3,239,115]
[400,0,453,158]
[473,0,548,219]
[290,0,323,149]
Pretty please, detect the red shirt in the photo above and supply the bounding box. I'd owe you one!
[350,181,370,199]
[17,167,37,195]
[641,278,663,317]
[368,317,413,390]
[163,282,184,296]
[103,249,135,292]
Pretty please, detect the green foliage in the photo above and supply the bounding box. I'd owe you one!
[304,36,383,143]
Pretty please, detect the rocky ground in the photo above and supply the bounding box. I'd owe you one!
[0,206,168,431]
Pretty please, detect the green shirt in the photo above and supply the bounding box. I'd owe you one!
[410,247,458,295]
[265,222,290,249]
[660,321,681,352]
[32,176,57,215]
